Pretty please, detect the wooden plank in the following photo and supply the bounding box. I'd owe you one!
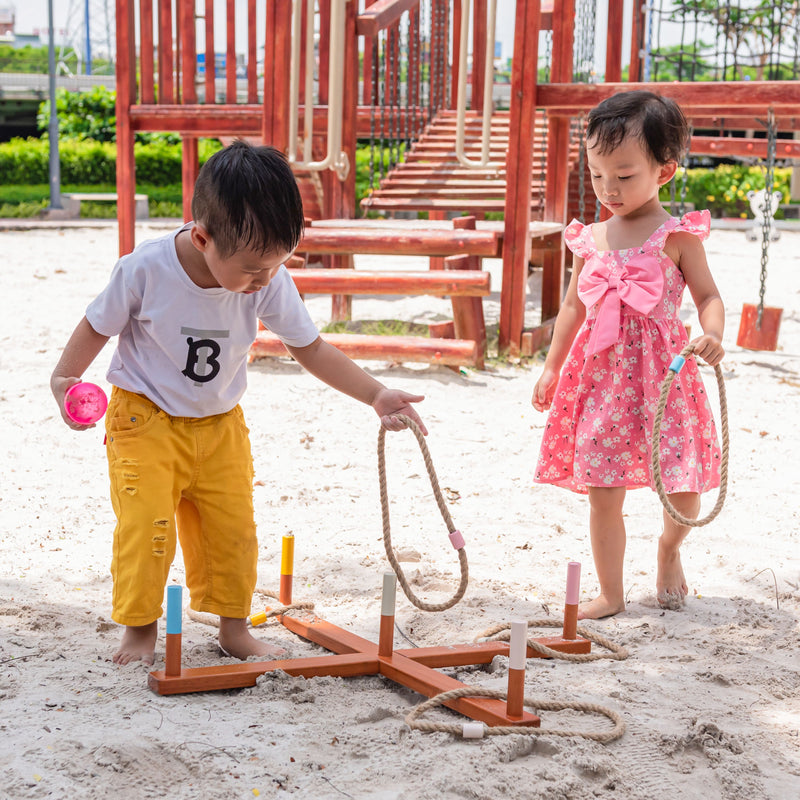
[691,136,800,159]
[250,332,479,367]
[537,81,800,116]
[356,0,419,38]
[298,229,501,257]
[148,653,381,695]
[379,654,540,728]
[285,269,491,295]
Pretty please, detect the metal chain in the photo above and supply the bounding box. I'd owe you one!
[577,114,586,223]
[758,109,777,326]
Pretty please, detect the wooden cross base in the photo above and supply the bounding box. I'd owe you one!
[148,611,591,728]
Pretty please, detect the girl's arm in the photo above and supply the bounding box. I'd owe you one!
[51,316,111,429]
[668,232,725,366]
[284,337,427,434]
[532,255,587,411]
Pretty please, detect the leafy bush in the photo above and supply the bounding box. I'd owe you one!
[661,165,792,218]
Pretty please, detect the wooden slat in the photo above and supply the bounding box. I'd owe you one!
[250,331,479,367]
[537,80,800,116]
[286,268,491,295]
[297,228,500,256]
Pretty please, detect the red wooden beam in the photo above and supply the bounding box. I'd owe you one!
[297,229,501,257]
[690,136,800,159]
[285,268,491,295]
[356,0,421,38]
[250,331,480,367]
[499,0,541,355]
[537,81,800,116]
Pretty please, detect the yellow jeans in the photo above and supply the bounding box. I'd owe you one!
[105,387,257,626]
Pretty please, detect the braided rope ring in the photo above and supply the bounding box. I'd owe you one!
[378,414,468,611]
[651,343,729,527]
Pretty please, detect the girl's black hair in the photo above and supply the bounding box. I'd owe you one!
[586,90,689,164]
[191,141,305,257]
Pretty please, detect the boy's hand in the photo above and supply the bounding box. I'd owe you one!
[51,375,96,431]
[532,367,559,412]
[372,389,427,435]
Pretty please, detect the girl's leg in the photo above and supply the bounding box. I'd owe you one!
[657,491,700,609]
[581,487,627,619]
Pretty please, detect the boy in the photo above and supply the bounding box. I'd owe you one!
[51,141,426,666]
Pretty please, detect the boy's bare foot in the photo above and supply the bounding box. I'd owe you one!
[218,616,286,660]
[577,595,625,620]
[113,622,157,665]
[657,538,689,610]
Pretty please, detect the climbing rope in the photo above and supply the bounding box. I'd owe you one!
[405,686,626,743]
[474,618,629,662]
[651,343,729,527]
[377,414,468,611]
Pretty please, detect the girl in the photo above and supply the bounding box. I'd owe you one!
[532,91,725,620]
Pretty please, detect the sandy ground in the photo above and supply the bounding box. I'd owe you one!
[1,219,798,800]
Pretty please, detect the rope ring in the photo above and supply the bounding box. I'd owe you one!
[651,343,729,527]
[404,685,626,743]
[378,414,468,612]
[474,618,629,662]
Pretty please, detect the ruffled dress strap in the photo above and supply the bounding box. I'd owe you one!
[648,209,711,250]
[564,218,595,259]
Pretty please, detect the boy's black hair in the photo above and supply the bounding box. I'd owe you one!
[191,140,304,257]
[586,90,689,165]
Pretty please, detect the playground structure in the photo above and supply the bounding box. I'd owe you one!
[113,0,800,359]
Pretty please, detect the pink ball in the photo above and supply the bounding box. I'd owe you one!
[64,382,108,424]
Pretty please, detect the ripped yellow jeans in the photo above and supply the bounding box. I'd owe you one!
[105,387,257,626]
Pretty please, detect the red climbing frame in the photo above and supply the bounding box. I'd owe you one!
[114,0,800,357]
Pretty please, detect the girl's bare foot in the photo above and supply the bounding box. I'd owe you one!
[218,616,286,660]
[577,595,625,620]
[657,538,689,610]
[113,622,157,665]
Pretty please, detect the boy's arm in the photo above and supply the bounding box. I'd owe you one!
[51,316,111,429]
[284,337,427,434]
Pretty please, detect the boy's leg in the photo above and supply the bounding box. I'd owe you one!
[657,491,700,609]
[177,406,285,659]
[105,388,185,664]
[581,486,627,619]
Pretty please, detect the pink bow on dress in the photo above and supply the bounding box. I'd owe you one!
[578,253,664,355]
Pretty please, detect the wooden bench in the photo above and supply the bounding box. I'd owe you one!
[250,262,491,369]
[62,192,150,219]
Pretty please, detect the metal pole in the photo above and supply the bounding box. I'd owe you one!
[47,0,62,210]
[85,0,92,75]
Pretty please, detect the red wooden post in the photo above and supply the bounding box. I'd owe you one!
[157,0,174,104]
[499,0,540,355]
[115,0,137,256]
[226,0,236,103]
[179,0,198,221]
[247,0,258,103]
[541,0,575,321]
[605,0,624,82]
[450,0,462,112]
[139,0,155,104]
[204,0,216,103]
[471,0,488,114]
[629,0,644,82]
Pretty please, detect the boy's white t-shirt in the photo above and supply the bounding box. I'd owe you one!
[86,225,319,417]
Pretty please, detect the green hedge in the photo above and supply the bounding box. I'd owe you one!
[0,137,223,187]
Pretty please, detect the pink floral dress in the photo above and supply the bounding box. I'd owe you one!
[534,211,722,495]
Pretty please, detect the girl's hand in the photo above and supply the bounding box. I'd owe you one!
[532,367,560,412]
[372,389,427,435]
[690,334,724,367]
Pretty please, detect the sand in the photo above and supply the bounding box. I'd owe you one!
[1,218,798,799]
